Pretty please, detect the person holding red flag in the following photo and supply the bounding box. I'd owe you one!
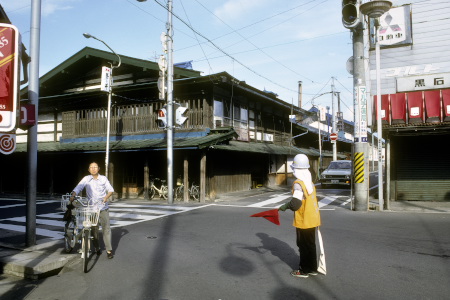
[278,154,321,278]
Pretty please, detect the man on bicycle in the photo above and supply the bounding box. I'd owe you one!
[70,162,115,259]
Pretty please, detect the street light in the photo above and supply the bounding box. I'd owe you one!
[83,33,121,179]
[360,1,392,211]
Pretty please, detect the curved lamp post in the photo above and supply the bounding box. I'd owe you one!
[83,33,121,179]
[360,1,392,210]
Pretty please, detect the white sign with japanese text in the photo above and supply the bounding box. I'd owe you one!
[397,73,450,92]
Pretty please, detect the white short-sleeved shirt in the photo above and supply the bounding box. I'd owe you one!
[73,175,114,210]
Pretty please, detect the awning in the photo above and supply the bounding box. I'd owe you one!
[14,128,238,153]
[210,140,345,158]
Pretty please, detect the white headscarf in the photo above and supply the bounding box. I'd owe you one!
[293,168,314,195]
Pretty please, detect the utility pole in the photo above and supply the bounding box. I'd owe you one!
[166,0,174,204]
[342,0,369,211]
[352,28,369,211]
[26,0,41,246]
[331,77,337,161]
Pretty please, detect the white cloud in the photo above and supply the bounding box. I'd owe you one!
[2,0,78,17]
[42,0,77,17]
[214,0,271,22]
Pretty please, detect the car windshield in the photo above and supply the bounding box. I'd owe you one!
[328,161,351,169]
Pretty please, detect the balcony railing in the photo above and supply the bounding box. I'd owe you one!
[62,101,209,139]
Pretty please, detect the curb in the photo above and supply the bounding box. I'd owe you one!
[0,240,78,280]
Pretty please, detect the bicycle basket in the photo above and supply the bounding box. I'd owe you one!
[61,194,71,211]
[76,206,100,228]
[61,194,87,211]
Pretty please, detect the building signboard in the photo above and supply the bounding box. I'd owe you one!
[369,5,412,49]
[397,72,450,92]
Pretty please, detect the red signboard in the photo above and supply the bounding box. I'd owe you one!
[20,104,36,128]
[0,24,20,132]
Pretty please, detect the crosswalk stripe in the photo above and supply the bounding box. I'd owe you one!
[245,193,345,209]
[247,193,291,207]
[0,203,210,241]
[318,196,339,208]
[6,217,64,227]
[0,223,63,239]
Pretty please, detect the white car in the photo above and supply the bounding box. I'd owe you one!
[320,160,352,188]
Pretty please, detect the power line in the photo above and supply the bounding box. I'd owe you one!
[152,0,305,94]
[190,0,323,83]
[179,0,323,52]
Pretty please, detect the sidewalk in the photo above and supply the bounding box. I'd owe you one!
[1,188,450,281]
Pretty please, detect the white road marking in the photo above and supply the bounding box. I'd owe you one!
[0,202,212,241]
[318,196,339,208]
[247,193,291,207]
[0,223,63,239]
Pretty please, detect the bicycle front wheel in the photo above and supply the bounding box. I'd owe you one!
[161,185,168,200]
[64,220,75,253]
[175,186,184,201]
[82,229,90,273]
[149,187,156,200]
[191,185,200,201]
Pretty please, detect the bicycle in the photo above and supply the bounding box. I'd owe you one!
[61,194,101,273]
[175,182,199,201]
[148,177,168,200]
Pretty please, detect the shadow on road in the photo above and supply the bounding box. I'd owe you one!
[252,232,298,269]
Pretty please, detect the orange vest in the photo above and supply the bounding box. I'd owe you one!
[292,180,321,229]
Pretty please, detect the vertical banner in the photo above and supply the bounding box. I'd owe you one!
[354,86,367,143]
[100,66,111,92]
[0,24,20,132]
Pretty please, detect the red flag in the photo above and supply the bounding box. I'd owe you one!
[250,209,280,225]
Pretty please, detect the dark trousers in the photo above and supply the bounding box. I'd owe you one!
[296,227,317,273]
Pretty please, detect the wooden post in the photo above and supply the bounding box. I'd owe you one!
[49,164,54,196]
[208,153,216,201]
[109,162,115,200]
[285,155,288,186]
[184,156,189,203]
[144,158,149,200]
[200,151,206,203]
[109,162,114,187]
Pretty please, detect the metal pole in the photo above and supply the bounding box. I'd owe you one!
[385,137,390,210]
[375,21,384,211]
[353,27,369,211]
[82,33,121,179]
[331,77,337,161]
[318,110,322,176]
[105,77,112,178]
[26,0,41,246]
[166,0,174,204]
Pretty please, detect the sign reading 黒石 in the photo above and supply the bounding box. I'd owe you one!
[397,72,450,92]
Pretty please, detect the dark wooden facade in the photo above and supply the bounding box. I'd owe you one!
[1,47,351,200]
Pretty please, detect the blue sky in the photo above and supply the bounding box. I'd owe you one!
[3,0,355,120]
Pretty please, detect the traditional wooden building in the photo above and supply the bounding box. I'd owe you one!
[0,47,351,200]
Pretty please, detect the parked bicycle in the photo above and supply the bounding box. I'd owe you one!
[175,181,200,201]
[148,177,168,200]
[61,194,102,273]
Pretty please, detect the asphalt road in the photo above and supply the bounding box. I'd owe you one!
[2,190,450,300]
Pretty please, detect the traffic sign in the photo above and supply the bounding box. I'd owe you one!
[0,133,16,155]
[0,24,20,132]
[330,132,338,142]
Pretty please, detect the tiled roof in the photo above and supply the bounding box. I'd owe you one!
[15,128,238,153]
[211,141,345,158]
